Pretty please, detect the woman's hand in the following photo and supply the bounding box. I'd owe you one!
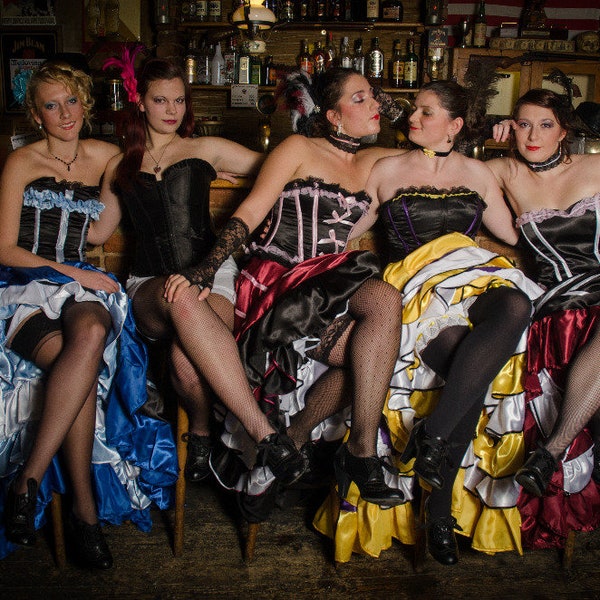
[71,268,121,294]
[492,119,516,143]
[163,273,210,303]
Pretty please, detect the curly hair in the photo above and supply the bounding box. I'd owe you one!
[24,60,94,133]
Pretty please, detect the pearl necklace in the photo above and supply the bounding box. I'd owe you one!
[146,134,177,174]
[48,142,78,172]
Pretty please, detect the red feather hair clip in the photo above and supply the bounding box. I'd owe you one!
[102,43,146,104]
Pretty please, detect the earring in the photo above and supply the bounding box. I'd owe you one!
[337,122,342,135]
[447,135,452,144]
[38,123,43,130]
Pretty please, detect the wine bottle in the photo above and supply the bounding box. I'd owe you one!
[352,38,365,76]
[403,38,418,89]
[473,0,487,48]
[389,38,404,88]
[366,0,379,22]
[298,39,314,75]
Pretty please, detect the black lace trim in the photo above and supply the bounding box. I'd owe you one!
[179,216,249,288]
[325,131,362,154]
[516,147,563,172]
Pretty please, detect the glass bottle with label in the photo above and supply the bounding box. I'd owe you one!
[366,0,379,22]
[403,37,419,89]
[389,38,404,88]
[325,32,336,68]
[263,55,277,86]
[279,0,295,21]
[208,0,222,22]
[197,42,212,85]
[297,0,309,21]
[472,0,487,48]
[298,39,314,75]
[352,38,365,76]
[250,55,262,85]
[381,0,402,22]
[367,37,384,84]
[223,37,238,85]
[196,0,208,21]
[237,45,251,84]
[313,41,326,74]
[184,38,198,84]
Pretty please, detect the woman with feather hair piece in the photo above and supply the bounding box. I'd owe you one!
[490,88,600,550]
[183,67,409,526]
[314,79,543,566]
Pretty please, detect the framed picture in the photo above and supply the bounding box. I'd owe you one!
[0,30,57,112]
[1,1,57,26]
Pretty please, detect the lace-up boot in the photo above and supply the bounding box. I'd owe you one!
[515,446,557,497]
[182,432,212,482]
[256,432,307,486]
[427,513,460,565]
[5,477,38,546]
[69,515,113,570]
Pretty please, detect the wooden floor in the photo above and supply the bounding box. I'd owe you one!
[1,481,600,600]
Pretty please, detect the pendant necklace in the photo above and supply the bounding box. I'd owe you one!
[418,145,453,158]
[146,134,177,174]
[48,142,78,172]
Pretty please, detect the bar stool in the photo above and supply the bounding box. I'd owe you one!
[173,404,189,557]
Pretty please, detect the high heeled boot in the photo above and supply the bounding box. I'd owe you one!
[256,432,307,486]
[68,514,113,570]
[334,443,405,508]
[5,477,38,546]
[182,432,212,482]
[515,446,557,497]
[402,420,448,490]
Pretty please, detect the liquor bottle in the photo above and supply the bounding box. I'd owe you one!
[381,0,402,22]
[297,0,309,20]
[263,55,277,86]
[403,37,419,89]
[342,0,352,20]
[184,38,198,85]
[365,0,379,22]
[208,0,221,22]
[237,45,251,84]
[339,36,352,68]
[210,42,225,85]
[250,54,262,85]
[316,0,326,19]
[352,38,365,76]
[367,37,384,84]
[313,40,326,74]
[325,32,336,68]
[197,42,212,85]
[328,0,342,20]
[424,0,442,26]
[389,38,404,88]
[223,37,238,85]
[472,0,487,48]
[298,39,314,75]
[279,0,295,21]
[196,0,208,21]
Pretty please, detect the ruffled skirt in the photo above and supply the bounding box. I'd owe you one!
[0,263,178,559]
[313,233,544,562]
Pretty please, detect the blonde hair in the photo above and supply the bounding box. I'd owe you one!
[24,60,94,133]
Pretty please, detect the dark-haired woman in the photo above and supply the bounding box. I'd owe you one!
[0,61,177,568]
[102,57,307,489]
[316,81,543,565]
[489,89,600,550]
[184,67,408,515]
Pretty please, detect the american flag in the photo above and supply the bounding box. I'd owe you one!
[446,1,600,40]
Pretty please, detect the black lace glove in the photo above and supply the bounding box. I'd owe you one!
[373,87,411,125]
[179,216,250,289]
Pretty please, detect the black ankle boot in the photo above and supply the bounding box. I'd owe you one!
[427,512,460,566]
[334,443,405,508]
[515,446,557,497]
[5,477,38,546]
[69,515,113,570]
[256,432,307,486]
[182,432,212,482]
[402,421,447,490]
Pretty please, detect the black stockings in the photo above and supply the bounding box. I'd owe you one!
[420,286,532,519]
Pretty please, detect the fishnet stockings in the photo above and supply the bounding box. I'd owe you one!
[545,325,600,459]
[287,368,351,449]
[301,278,401,457]
[16,301,111,524]
[132,277,274,443]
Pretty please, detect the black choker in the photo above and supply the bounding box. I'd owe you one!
[518,147,563,172]
[418,145,453,158]
[326,131,361,154]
